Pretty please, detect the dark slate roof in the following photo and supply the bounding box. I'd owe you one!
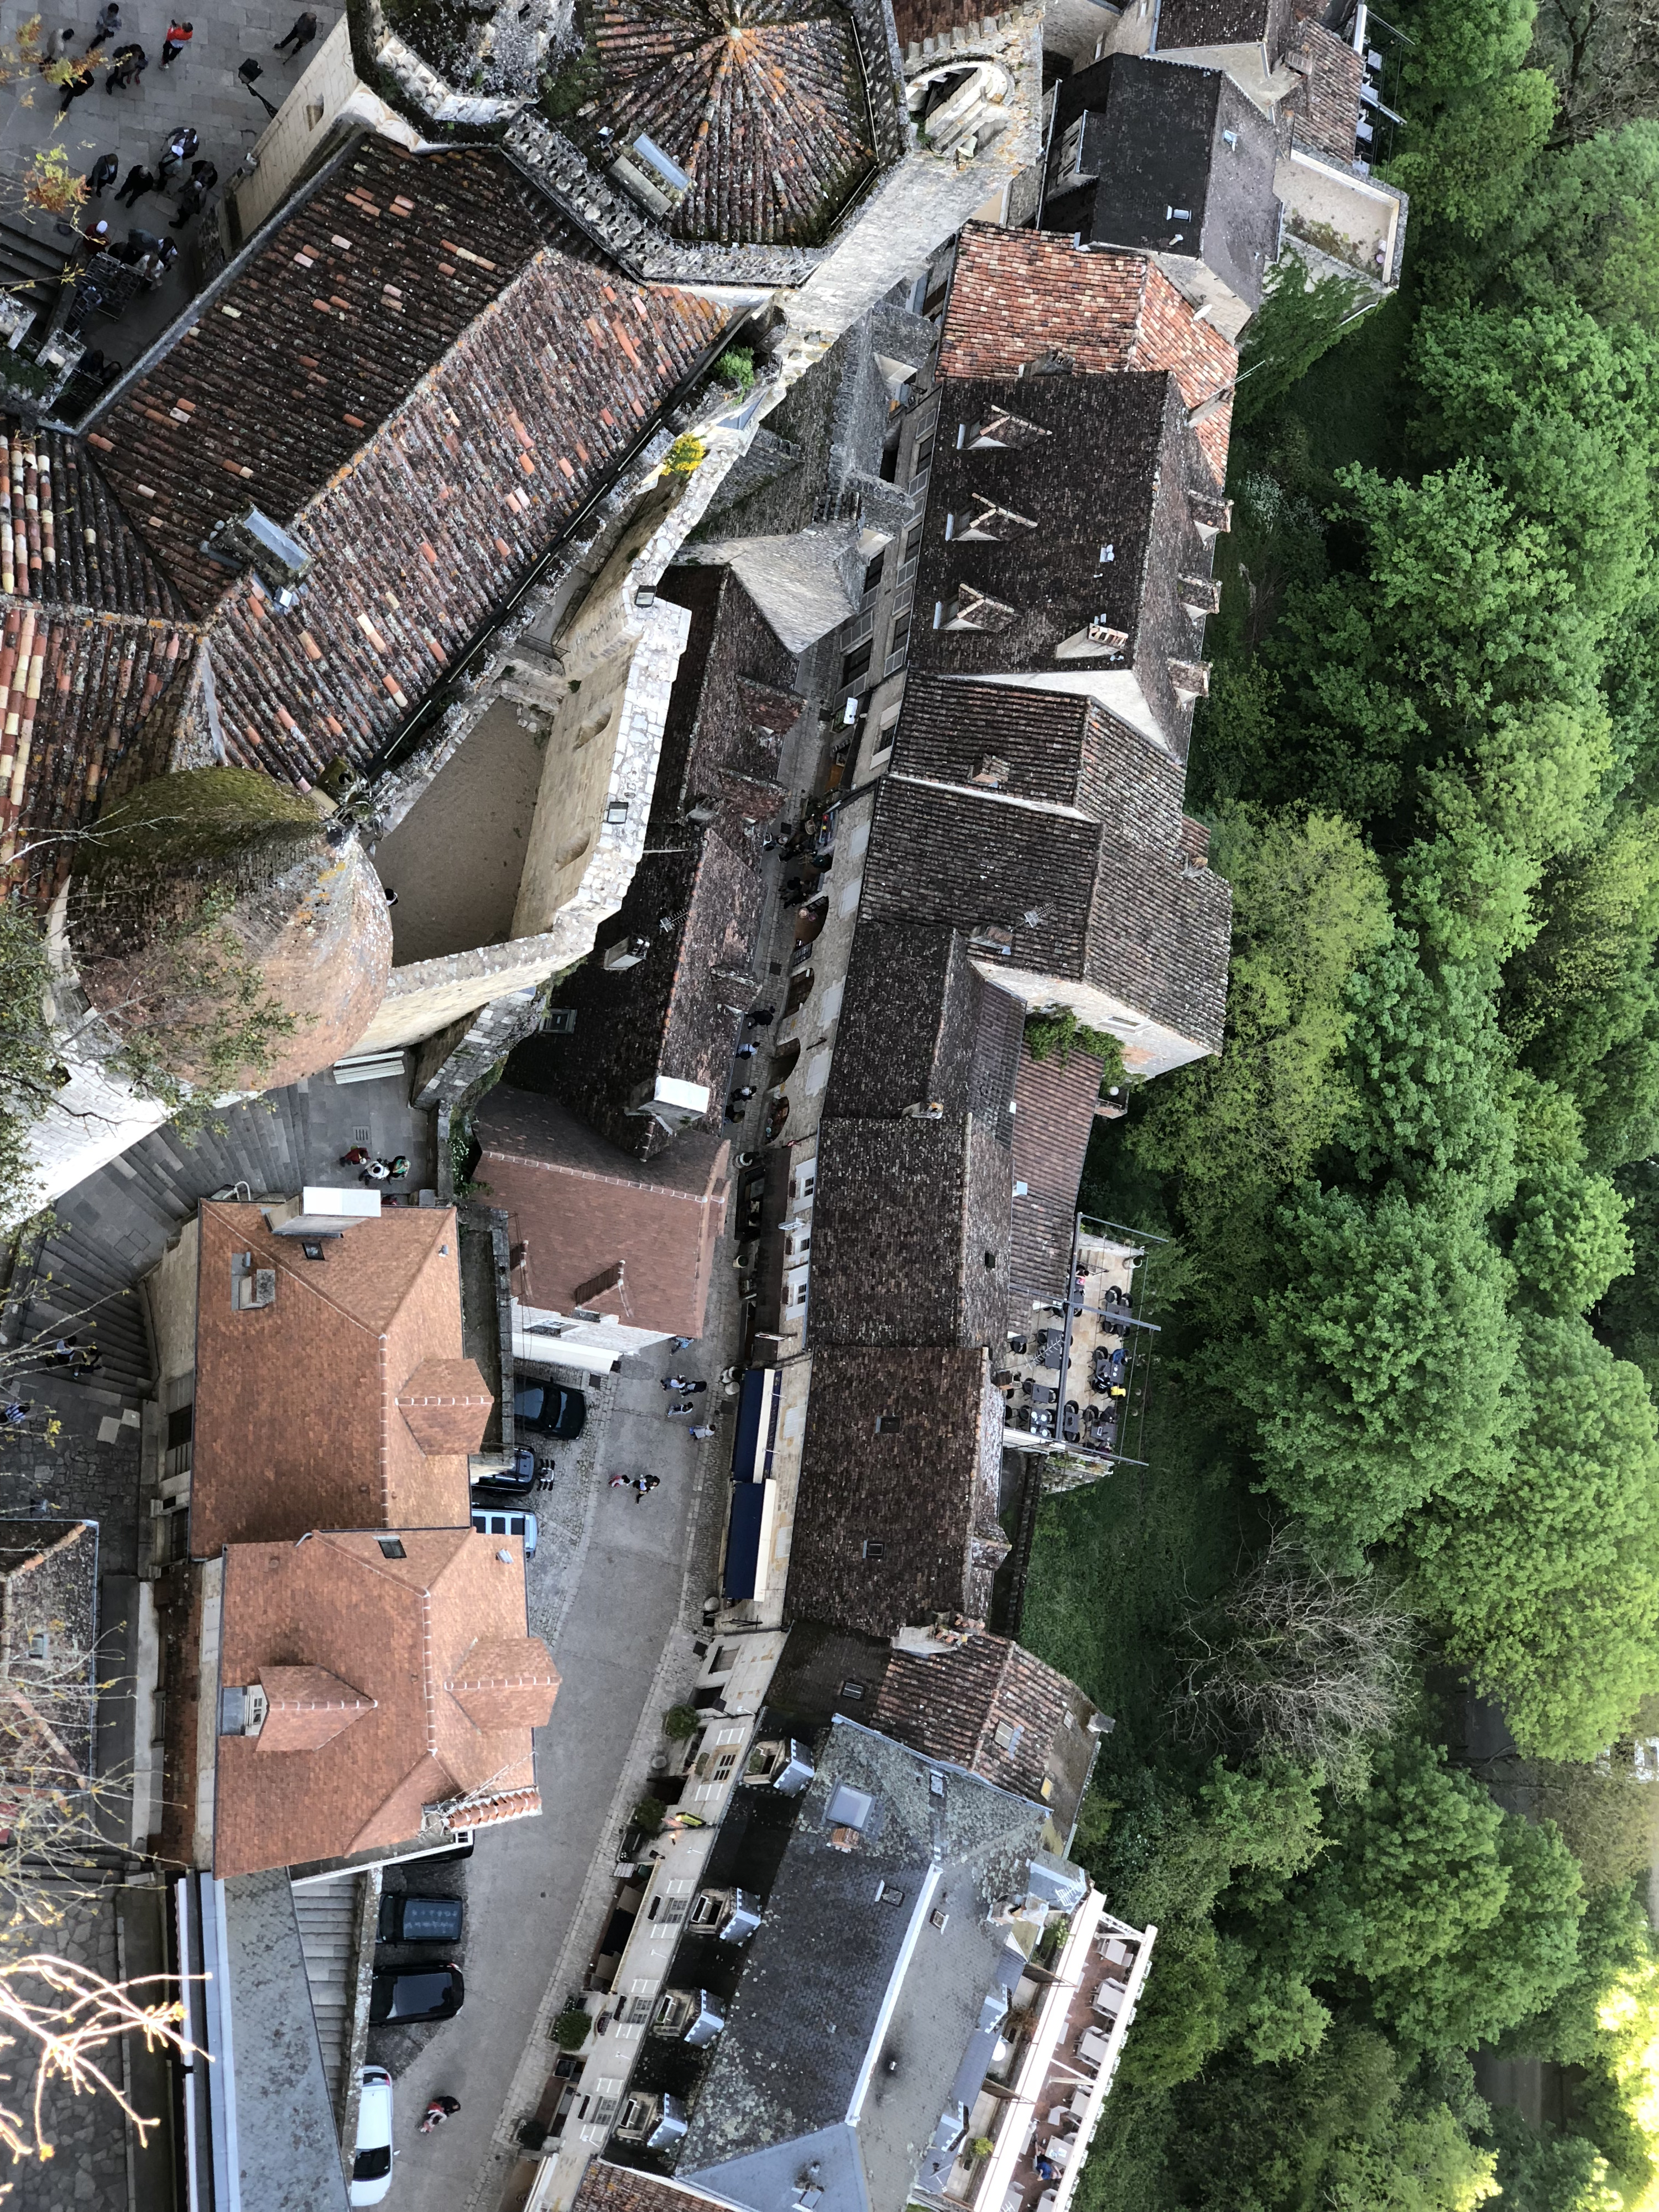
[808,1115,1013,1347]
[872,1631,1100,1837]
[515,834,765,1160]
[1008,1040,1102,1313]
[582,0,879,246]
[766,1620,896,1729]
[822,921,1023,1129]
[1046,54,1281,314]
[86,139,731,785]
[860,689,1233,1061]
[1155,0,1291,55]
[908,371,1216,757]
[656,567,800,834]
[785,1345,1008,1637]
[678,1719,1053,2212]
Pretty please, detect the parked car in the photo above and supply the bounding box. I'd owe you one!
[472,1445,539,1497]
[377,1892,465,1944]
[369,1963,463,2025]
[471,1503,538,1558]
[515,1383,586,1439]
[351,2067,395,2206]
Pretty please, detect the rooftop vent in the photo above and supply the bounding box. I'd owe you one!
[973,754,1010,787]
[826,1783,875,1832]
[201,505,314,599]
[602,937,650,972]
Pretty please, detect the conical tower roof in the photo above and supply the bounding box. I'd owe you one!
[65,766,392,1089]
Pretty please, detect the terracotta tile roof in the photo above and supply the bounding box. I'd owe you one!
[87,139,733,786]
[474,1084,730,1337]
[189,1201,482,1558]
[575,2161,735,2212]
[872,1629,1094,1807]
[1285,20,1363,163]
[215,1527,557,1877]
[1008,1040,1102,1313]
[785,1345,1009,1637]
[0,422,195,902]
[257,1665,378,1753]
[586,0,877,245]
[395,1358,496,1455]
[938,225,1238,482]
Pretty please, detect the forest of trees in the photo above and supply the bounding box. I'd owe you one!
[1035,1,1659,2205]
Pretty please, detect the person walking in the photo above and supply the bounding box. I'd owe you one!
[632,1474,661,1503]
[86,152,118,196]
[687,1422,716,1442]
[419,2096,460,2135]
[57,53,96,111]
[359,1157,393,1185]
[668,1335,694,1352]
[45,24,75,60]
[79,217,111,254]
[273,8,317,55]
[733,1041,758,1060]
[104,41,144,90]
[159,18,191,65]
[667,1400,696,1416]
[660,1375,696,1391]
[116,160,155,206]
[88,3,119,40]
[189,156,217,191]
[169,175,204,226]
[744,1006,775,1029]
[156,125,198,182]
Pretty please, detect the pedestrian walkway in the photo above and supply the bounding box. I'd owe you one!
[0,0,341,369]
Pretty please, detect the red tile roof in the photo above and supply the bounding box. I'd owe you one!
[475,1086,731,1338]
[189,1201,486,1557]
[587,0,877,245]
[1008,1040,1102,1312]
[1285,21,1363,163]
[938,224,1238,483]
[215,1527,557,1876]
[872,1628,1095,1808]
[87,140,733,787]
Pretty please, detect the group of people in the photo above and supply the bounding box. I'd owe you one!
[725,1002,776,1121]
[77,123,216,286]
[338,1148,411,1186]
[52,11,196,108]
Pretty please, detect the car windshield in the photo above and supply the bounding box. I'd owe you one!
[353,2148,393,2182]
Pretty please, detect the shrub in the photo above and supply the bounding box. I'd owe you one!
[663,1703,700,1741]
[632,1796,665,1834]
[551,2008,591,2049]
[716,347,755,391]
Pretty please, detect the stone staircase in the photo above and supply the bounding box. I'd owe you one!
[293,1875,364,2117]
[2,1088,314,1392]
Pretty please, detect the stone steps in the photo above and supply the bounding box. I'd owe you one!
[294,1877,361,2111]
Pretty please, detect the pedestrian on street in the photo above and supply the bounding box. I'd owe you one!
[160,18,191,65]
[667,1400,695,1415]
[274,8,318,55]
[80,217,111,253]
[88,3,120,40]
[169,176,204,226]
[687,1423,716,1441]
[105,40,144,88]
[116,160,155,206]
[419,2096,461,2135]
[86,152,118,196]
[156,125,198,182]
[359,1157,393,1185]
[733,1041,758,1060]
[730,1085,755,1105]
[58,54,96,110]
[669,1335,693,1352]
[609,1473,631,1488]
[633,1474,661,1503]
[745,1006,775,1028]
[189,156,218,190]
[387,1154,410,1179]
[45,24,75,59]
[660,1375,696,1391]
[1,1402,30,1427]
[340,1147,369,1167]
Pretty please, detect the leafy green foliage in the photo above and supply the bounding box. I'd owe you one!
[1021,1006,1126,1087]
[1405,1318,1659,1755]
[1506,1157,1632,1310]
[1236,257,1372,427]
[1223,1186,1517,1545]
[0,901,62,1228]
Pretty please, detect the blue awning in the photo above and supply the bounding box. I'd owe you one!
[723,1481,766,1600]
[729,1367,780,1483]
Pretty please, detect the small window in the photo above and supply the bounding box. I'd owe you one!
[930,1908,950,1932]
[862,553,886,598]
[902,521,925,567]
[713,1751,738,1781]
[299,1239,328,1262]
[378,1537,406,1560]
[984,1250,998,1269]
[826,1783,875,1830]
[709,1645,737,1674]
[841,1678,865,1700]
[863,1539,885,1560]
[165,1404,194,1451]
[911,433,935,478]
[876,1415,902,1434]
[993,1719,1024,1753]
[876,1879,904,1905]
[841,641,873,688]
[627,1996,654,2025]
[27,1631,49,1660]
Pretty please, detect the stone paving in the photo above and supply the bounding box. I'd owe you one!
[9,1900,127,2212]
[0,0,343,368]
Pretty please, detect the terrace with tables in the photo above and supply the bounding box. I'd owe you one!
[997,1221,1157,1464]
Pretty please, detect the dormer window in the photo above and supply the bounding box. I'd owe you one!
[945,497,1037,544]
[957,409,1048,451]
[1190,493,1233,540]
[938,586,1017,634]
[972,753,1010,787]
[1054,617,1130,661]
[1178,576,1222,617]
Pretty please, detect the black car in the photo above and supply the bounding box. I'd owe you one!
[377,1893,464,1944]
[473,1446,539,1497]
[514,1384,586,1440]
[369,1964,463,2025]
